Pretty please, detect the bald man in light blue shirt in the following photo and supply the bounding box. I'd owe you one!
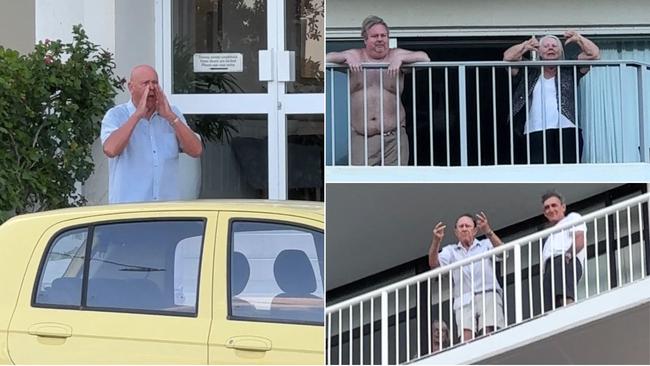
[101,65,202,204]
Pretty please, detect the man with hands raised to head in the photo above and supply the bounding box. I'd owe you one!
[428,212,506,342]
[101,64,202,204]
[503,31,600,164]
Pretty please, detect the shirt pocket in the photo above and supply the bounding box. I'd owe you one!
[159,132,180,160]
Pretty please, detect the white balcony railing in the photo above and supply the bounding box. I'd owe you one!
[325,193,650,364]
[326,60,650,167]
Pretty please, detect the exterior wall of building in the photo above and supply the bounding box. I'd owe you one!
[0,0,35,54]
[115,0,156,101]
[326,0,650,37]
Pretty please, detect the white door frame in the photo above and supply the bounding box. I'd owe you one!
[155,0,323,200]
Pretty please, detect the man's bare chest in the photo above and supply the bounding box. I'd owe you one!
[350,70,400,92]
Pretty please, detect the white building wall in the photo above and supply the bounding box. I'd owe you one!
[0,0,35,54]
[327,0,650,37]
[35,0,115,49]
[115,0,156,104]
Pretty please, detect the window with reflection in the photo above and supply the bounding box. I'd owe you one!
[229,221,324,325]
[34,220,206,316]
[35,228,87,307]
[191,115,269,198]
[86,220,205,314]
[172,0,267,94]
[287,114,323,201]
[285,0,324,93]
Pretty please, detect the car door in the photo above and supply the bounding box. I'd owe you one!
[209,211,324,364]
[7,211,216,364]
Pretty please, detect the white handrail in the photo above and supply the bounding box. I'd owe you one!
[327,191,650,312]
[327,59,650,68]
[326,59,650,167]
[326,192,649,365]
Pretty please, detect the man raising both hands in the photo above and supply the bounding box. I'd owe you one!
[101,64,202,204]
[428,212,506,342]
[503,31,600,164]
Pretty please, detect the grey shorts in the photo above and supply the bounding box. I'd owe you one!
[454,291,505,334]
[351,126,409,166]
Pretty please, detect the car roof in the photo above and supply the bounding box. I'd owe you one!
[4,200,323,226]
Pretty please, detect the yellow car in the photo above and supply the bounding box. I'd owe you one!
[0,200,324,364]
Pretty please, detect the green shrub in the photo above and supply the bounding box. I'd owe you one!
[0,25,124,219]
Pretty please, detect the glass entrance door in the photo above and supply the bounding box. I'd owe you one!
[158,0,323,200]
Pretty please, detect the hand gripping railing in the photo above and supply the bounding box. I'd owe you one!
[325,192,650,364]
[326,60,650,167]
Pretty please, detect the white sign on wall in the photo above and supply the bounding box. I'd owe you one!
[193,53,243,73]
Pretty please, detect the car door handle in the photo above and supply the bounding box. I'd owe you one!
[28,323,72,338]
[225,336,272,352]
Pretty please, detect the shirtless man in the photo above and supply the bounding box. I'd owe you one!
[326,15,430,166]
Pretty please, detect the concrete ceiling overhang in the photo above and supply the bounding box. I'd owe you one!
[326,183,625,290]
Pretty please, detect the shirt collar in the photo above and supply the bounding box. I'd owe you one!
[127,99,137,115]
[455,238,480,250]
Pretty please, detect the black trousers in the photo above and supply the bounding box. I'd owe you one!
[526,128,584,164]
[543,255,583,312]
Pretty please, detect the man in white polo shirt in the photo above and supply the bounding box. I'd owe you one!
[101,65,202,203]
[540,190,586,311]
[428,212,506,342]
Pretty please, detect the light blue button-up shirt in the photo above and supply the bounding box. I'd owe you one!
[439,238,504,310]
[100,101,187,204]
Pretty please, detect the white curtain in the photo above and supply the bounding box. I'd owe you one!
[580,40,650,163]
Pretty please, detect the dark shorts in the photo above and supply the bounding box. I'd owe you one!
[543,255,583,312]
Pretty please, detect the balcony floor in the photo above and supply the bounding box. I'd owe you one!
[326,163,650,183]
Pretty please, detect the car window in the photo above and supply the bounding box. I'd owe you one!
[87,220,205,314]
[174,236,202,306]
[34,228,87,306]
[229,221,324,325]
[35,220,205,316]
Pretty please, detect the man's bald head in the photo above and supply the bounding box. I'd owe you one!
[130,64,158,82]
[128,64,159,109]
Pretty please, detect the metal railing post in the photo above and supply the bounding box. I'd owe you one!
[638,66,649,162]
[329,68,335,166]
[513,244,523,323]
[381,290,388,364]
[347,69,352,166]
[459,65,468,166]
